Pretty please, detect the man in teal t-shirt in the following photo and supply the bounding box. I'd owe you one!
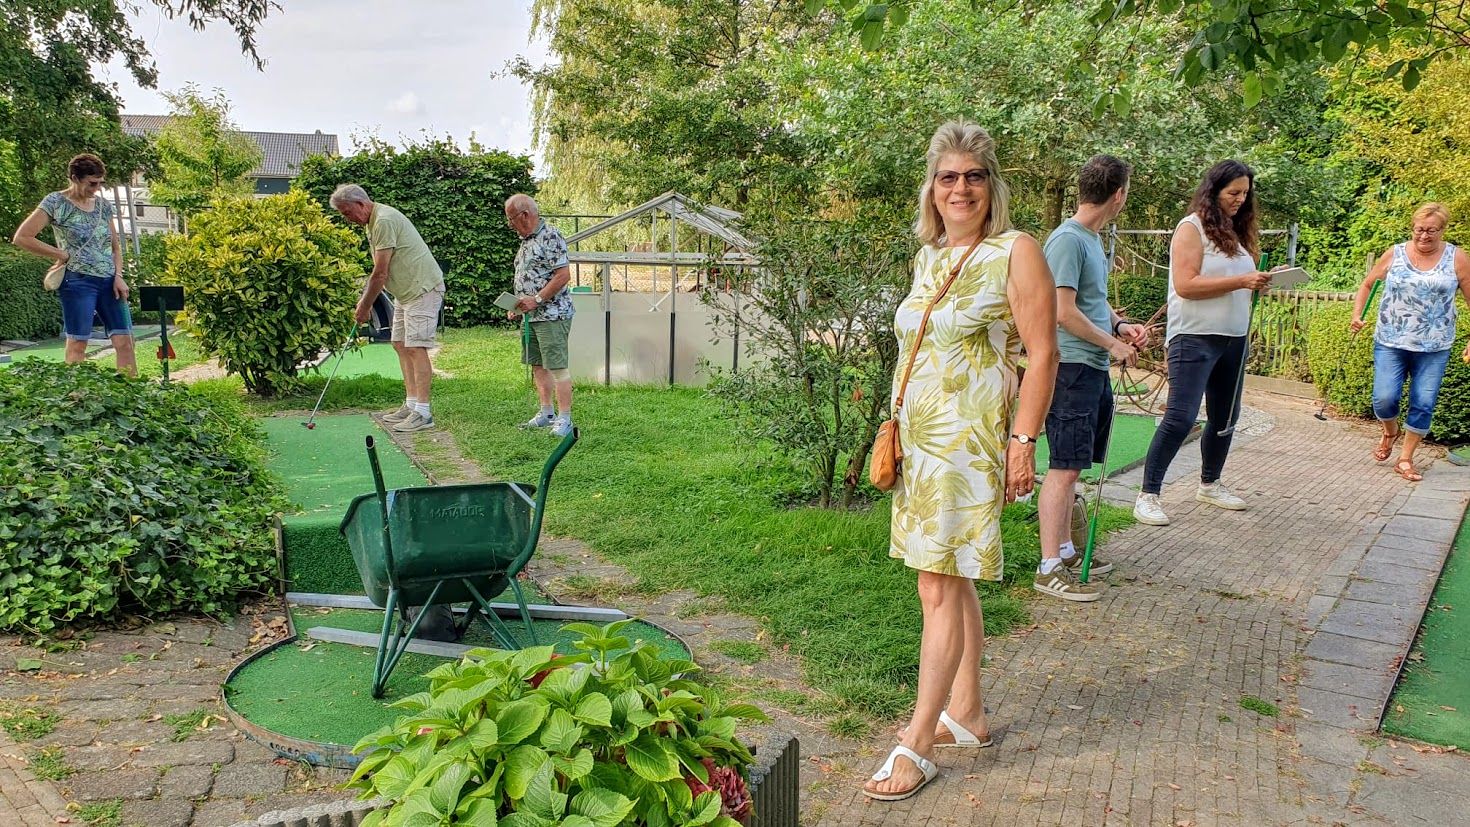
[1034,155,1150,603]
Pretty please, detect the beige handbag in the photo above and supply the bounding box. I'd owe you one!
[870,238,984,491]
[43,261,65,291]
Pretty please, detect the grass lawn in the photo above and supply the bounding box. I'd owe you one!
[417,328,1132,718]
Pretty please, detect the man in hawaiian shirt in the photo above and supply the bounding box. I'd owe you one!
[506,194,575,437]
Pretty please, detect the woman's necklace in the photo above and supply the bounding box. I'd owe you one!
[1406,243,1444,271]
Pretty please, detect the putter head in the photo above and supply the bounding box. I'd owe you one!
[1313,412,1329,421]
[1216,425,1236,437]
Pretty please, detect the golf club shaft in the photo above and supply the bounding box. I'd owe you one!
[1080,373,1119,584]
[1317,279,1382,417]
[307,323,358,423]
[1219,253,1269,437]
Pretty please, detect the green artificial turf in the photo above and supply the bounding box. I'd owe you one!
[1034,412,1158,481]
[1382,515,1470,750]
[261,415,428,595]
[226,608,689,748]
[314,341,404,380]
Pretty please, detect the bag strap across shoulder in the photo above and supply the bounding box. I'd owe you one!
[892,237,985,411]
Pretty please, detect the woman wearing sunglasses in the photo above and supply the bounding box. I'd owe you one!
[11,153,136,375]
[864,120,1058,802]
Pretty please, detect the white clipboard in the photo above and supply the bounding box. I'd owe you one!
[1269,267,1310,290]
[493,292,520,312]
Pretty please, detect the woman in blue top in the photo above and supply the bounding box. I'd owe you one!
[1351,202,1470,481]
[11,153,136,375]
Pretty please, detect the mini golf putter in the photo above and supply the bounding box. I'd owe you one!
[303,322,360,430]
[1218,253,1268,438]
[1316,279,1382,421]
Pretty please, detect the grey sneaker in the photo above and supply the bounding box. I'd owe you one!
[1033,564,1100,602]
[382,404,413,424]
[1133,493,1170,526]
[551,416,573,438]
[521,412,555,429]
[1197,482,1247,511]
[1063,550,1114,577]
[391,411,435,433]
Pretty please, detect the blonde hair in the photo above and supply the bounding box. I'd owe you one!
[1413,202,1450,228]
[914,120,1011,246]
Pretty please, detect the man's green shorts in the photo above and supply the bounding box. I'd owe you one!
[524,318,572,371]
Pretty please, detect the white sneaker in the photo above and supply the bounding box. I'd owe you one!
[521,412,555,429]
[391,411,435,433]
[1133,493,1170,526]
[1197,482,1247,511]
[551,416,573,438]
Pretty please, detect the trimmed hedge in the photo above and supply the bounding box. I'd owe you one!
[1307,297,1470,443]
[0,361,290,633]
[293,138,537,328]
[1110,271,1168,326]
[0,246,60,341]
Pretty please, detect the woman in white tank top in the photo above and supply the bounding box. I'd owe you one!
[1134,160,1272,527]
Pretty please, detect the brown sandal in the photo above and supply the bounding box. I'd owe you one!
[1374,430,1400,462]
[1394,459,1424,482]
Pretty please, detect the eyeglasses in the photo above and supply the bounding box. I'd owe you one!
[1412,226,1444,237]
[934,169,990,187]
[505,209,530,227]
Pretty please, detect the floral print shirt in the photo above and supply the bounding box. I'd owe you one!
[40,192,116,279]
[1376,243,1459,353]
[513,220,575,323]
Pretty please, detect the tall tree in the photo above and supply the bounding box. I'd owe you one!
[515,0,821,212]
[148,85,262,221]
[816,0,1464,101]
[0,1,273,228]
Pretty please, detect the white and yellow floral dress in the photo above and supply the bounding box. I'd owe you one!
[889,232,1023,581]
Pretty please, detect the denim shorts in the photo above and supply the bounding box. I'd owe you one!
[59,271,132,341]
[1372,342,1451,435]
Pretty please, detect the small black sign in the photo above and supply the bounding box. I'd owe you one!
[139,285,185,311]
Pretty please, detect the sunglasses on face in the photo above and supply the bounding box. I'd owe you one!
[934,169,990,187]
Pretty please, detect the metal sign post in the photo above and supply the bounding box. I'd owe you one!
[139,286,185,384]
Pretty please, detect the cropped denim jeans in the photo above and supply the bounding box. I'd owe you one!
[1372,342,1450,435]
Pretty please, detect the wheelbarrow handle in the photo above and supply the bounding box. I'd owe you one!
[364,436,398,587]
[512,428,580,573]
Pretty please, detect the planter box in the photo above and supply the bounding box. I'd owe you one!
[227,733,801,827]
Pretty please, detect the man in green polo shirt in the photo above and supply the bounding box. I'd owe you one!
[331,183,446,433]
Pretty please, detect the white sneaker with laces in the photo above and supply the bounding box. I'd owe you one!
[1197,481,1247,511]
[521,412,555,429]
[1133,493,1170,526]
[551,416,573,438]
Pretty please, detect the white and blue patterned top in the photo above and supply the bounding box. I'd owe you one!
[513,220,574,323]
[1376,243,1460,353]
[40,192,116,279]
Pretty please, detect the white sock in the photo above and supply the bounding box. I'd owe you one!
[1058,541,1077,560]
[1039,557,1063,575]
[540,405,553,417]
[557,409,571,422]
[405,397,418,407]
[413,401,431,418]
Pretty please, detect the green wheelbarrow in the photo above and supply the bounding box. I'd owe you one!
[339,428,578,697]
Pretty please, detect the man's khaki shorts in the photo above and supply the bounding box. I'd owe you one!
[524,318,572,371]
[392,287,444,349]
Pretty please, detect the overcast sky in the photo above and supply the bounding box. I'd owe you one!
[100,0,551,164]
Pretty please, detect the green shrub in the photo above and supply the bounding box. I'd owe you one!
[163,191,364,396]
[349,621,767,827]
[0,360,290,633]
[1307,297,1470,443]
[0,246,60,341]
[293,137,537,327]
[1110,270,1168,326]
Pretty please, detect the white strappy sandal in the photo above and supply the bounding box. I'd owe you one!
[935,709,993,748]
[863,745,938,801]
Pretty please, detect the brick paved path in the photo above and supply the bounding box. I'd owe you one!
[809,393,1470,827]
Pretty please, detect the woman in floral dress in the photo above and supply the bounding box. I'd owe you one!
[1353,202,1470,481]
[864,121,1058,801]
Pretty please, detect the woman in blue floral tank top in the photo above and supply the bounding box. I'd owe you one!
[1351,202,1470,481]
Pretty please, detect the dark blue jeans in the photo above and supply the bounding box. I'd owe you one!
[1142,334,1247,494]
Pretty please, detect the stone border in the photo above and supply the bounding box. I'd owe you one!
[1298,463,1470,732]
